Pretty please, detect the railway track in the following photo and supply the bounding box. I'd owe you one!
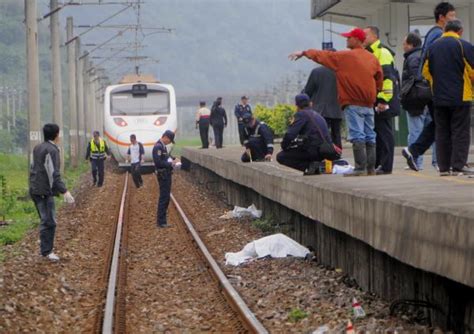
[95,172,268,333]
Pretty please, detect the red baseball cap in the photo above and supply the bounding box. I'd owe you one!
[341,28,366,42]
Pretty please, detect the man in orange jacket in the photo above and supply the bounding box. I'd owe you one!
[289,28,383,176]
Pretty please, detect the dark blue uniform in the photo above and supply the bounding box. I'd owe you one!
[241,120,274,162]
[277,108,331,171]
[234,104,252,145]
[152,139,173,227]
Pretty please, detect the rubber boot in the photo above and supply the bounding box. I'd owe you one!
[366,142,376,176]
[344,142,367,177]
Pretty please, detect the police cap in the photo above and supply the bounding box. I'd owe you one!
[163,130,175,143]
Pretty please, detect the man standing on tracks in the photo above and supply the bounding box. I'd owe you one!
[29,123,75,261]
[196,101,211,149]
[152,130,177,228]
[85,131,110,187]
[234,96,252,146]
[126,134,145,188]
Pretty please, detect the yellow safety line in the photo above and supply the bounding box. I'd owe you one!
[393,171,474,185]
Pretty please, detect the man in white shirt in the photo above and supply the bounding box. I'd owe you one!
[127,134,145,188]
[195,101,211,148]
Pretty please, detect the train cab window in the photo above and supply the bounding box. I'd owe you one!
[111,89,170,116]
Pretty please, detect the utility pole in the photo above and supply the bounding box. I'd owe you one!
[25,0,42,166]
[76,39,85,159]
[50,0,64,173]
[84,57,93,139]
[6,88,11,133]
[67,17,78,167]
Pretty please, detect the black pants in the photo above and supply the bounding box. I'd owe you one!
[156,171,172,226]
[241,139,267,162]
[434,105,471,172]
[409,102,435,159]
[213,125,224,148]
[32,195,56,256]
[238,123,245,146]
[199,119,210,148]
[374,116,395,173]
[131,162,143,188]
[325,117,342,149]
[91,159,105,186]
[276,148,321,172]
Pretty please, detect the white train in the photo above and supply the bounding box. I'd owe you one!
[103,74,177,167]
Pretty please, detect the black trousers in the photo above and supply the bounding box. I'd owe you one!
[199,119,210,148]
[324,117,342,149]
[409,102,435,159]
[238,123,245,145]
[131,162,143,188]
[434,105,471,172]
[374,116,395,173]
[213,125,224,148]
[156,171,172,226]
[241,139,267,162]
[32,195,56,256]
[276,148,321,172]
[91,159,105,186]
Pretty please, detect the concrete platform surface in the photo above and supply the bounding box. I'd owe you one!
[182,146,474,288]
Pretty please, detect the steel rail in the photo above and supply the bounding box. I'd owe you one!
[170,193,269,334]
[102,172,129,334]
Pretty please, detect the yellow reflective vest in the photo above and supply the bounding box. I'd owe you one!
[90,138,106,159]
[368,40,395,104]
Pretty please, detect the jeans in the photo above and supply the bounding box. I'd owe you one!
[407,109,437,169]
[344,105,376,144]
[156,171,172,226]
[409,102,437,166]
[91,159,105,186]
[32,195,56,256]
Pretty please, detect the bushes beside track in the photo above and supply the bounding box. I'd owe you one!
[253,104,296,137]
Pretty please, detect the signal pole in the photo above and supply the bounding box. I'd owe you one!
[25,0,42,166]
[50,0,64,173]
[67,17,78,167]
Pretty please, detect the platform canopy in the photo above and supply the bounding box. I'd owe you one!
[310,0,474,70]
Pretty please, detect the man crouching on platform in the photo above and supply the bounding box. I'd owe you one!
[240,113,274,163]
[277,94,336,175]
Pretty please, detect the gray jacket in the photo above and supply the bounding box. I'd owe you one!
[303,66,342,120]
[29,141,67,196]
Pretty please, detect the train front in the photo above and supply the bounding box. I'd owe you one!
[104,82,177,167]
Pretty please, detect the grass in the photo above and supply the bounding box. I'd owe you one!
[0,153,88,260]
[288,308,308,322]
[171,137,201,156]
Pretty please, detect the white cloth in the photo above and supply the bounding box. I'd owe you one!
[129,143,141,163]
[225,233,310,266]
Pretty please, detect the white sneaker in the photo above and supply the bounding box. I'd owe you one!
[45,252,60,261]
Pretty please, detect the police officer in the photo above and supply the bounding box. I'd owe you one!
[234,96,252,145]
[152,130,177,228]
[277,94,334,175]
[241,113,274,162]
[85,131,110,187]
[196,101,211,148]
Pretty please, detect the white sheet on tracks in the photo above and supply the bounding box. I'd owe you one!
[219,204,262,220]
[225,233,310,266]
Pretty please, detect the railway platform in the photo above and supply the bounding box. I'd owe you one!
[182,145,474,331]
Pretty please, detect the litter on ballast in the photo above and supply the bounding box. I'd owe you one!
[225,233,310,266]
[219,204,262,220]
[352,297,366,318]
[312,325,330,334]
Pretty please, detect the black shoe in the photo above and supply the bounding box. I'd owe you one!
[97,184,103,187]
[402,147,419,172]
[304,162,321,176]
[375,167,392,175]
[452,167,474,176]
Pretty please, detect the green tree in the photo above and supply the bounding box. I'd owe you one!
[254,103,296,137]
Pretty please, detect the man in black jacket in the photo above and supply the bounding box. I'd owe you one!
[277,94,334,175]
[210,97,227,149]
[240,113,273,162]
[29,123,74,261]
[303,65,343,149]
[401,32,433,170]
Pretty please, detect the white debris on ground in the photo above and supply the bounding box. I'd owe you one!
[225,233,310,266]
[219,204,262,220]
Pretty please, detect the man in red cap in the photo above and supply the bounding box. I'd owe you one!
[289,28,383,176]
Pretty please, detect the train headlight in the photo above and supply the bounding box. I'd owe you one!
[154,117,167,126]
[113,117,128,127]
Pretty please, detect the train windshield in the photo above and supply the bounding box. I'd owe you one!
[110,89,170,116]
